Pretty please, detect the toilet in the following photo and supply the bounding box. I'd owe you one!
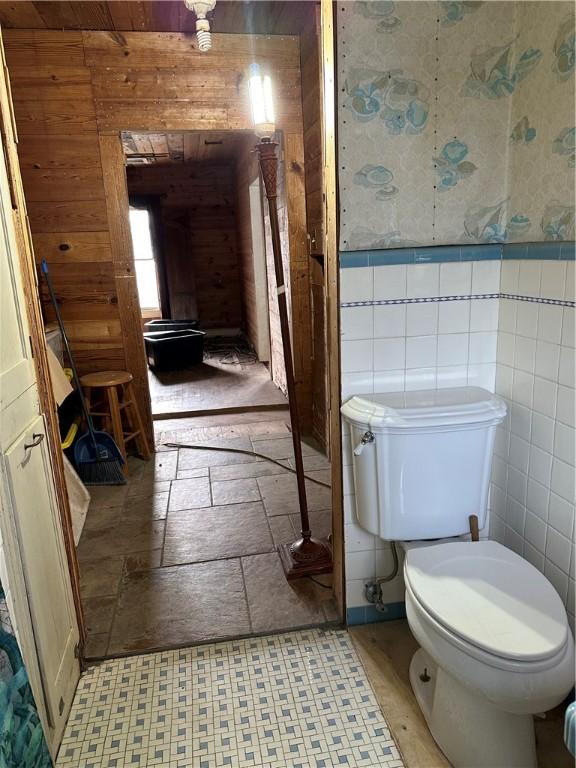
[341,387,575,768]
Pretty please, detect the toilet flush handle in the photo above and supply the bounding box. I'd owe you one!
[354,430,375,456]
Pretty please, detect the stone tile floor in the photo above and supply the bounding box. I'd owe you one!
[56,628,404,768]
[78,433,337,658]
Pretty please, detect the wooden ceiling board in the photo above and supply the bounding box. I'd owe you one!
[0,1,45,28]
[31,1,80,29]
[106,2,152,31]
[166,132,184,159]
[32,1,114,30]
[68,2,115,30]
[182,132,201,163]
[148,1,196,34]
[0,1,315,34]
[122,130,248,165]
[132,134,154,154]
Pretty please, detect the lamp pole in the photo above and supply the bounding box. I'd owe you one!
[254,136,332,579]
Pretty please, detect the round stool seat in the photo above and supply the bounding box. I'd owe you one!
[78,369,150,471]
[80,370,133,387]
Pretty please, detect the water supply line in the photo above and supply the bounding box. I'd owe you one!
[351,424,400,610]
[378,541,399,584]
[365,541,400,612]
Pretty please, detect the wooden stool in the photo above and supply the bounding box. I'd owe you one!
[79,371,151,473]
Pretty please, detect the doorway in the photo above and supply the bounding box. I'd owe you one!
[73,129,337,659]
[2,12,342,661]
[123,130,288,421]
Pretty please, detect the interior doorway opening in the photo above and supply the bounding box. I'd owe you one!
[69,128,336,660]
[123,129,288,421]
[2,2,343,669]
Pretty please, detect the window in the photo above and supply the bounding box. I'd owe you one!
[129,207,160,310]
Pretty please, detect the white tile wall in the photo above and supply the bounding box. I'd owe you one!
[340,262,501,398]
[341,258,574,626]
[490,260,575,634]
[340,261,501,609]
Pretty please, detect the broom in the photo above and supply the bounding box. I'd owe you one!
[41,260,126,485]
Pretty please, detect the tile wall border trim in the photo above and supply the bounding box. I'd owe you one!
[341,293,575,309]
[346,602,407,626]
[339,240,575,268]
[500,293,575,307]
[342,293,500,308]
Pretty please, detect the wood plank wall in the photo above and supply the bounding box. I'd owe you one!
[3,30,313,435]
[0,31,85,647]
[127,161,242,330]
[300,5,327,451]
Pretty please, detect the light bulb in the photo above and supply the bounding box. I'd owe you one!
[184,0,217,52]
[248,63,276,138]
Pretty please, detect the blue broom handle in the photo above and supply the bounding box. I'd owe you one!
[40,260,99,450]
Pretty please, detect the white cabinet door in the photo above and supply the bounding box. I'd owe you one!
[0,105,80,751]
[4,417,79,737]
[0,143,35,412]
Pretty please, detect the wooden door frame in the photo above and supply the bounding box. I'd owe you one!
[100,127,314,442]
[99,134,155,448]
[100,107,347,618]
[93,6,345,616]
[321,0,345,618]
[99,126,312,445]
[0,28,345,674]
[0,35,85,651]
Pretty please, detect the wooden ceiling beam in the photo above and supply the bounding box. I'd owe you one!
[0,1,316,34]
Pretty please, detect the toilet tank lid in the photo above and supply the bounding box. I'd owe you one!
[340,387,506,429]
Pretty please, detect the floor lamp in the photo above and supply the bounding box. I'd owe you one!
[248,64,332,580]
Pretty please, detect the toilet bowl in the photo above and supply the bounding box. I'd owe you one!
[403,540,575,768]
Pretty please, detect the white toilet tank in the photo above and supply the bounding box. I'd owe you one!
[341,387,507,540]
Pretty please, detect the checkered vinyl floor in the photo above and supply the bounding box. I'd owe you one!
[57,629,404,768]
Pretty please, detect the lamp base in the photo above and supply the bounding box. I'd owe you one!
[278,536,333,580]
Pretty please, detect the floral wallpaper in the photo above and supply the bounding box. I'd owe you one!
[345,68,430,134]
[508,3,576,243]
[338,1,576,250]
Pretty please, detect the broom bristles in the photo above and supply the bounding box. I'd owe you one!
[77,458,126,486]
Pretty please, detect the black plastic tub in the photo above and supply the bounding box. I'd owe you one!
[143,329,205,370]
[145,318,199,332]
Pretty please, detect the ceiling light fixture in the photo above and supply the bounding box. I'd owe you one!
[184,0,217,52]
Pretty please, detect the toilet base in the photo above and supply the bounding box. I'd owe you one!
[409,648,537,768]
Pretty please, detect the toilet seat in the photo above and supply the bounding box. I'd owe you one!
[404,540,569,665]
